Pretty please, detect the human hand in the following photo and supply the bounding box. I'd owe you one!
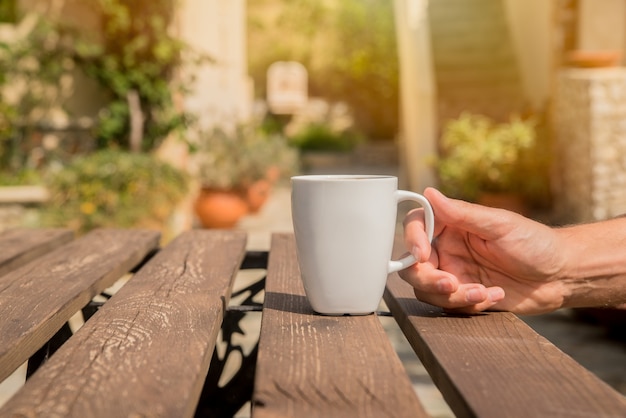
[399,188,567,314]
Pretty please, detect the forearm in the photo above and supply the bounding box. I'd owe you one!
[557,217,626,309]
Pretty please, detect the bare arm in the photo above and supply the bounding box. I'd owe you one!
[557,219,626,310]
[400,188,626,315]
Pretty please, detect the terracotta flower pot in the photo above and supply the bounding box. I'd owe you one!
[246,179,273,213]
[194,188,249,229]
[567,50,622,68]
[266,165,281,183]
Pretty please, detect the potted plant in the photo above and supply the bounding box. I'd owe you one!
[284,100,364,170]
[191,122,298,228]
[40,150,190,241]
[435,113,549,213]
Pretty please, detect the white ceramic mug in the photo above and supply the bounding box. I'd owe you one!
[291,175,434,315]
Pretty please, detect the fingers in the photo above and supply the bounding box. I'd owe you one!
[398,262,506,313]
[403,187,479,263]
[404,187,522,264]
[403,209,433,263]
[398,257,458,293]
[423,187,518,240]
[414,282,506,314]
[401,188,512,313]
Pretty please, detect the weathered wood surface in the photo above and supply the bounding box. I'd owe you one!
[3,228,623,417]
[0,228,73,277]
[384,274,626,418]
[252,233,428,418]
[0,228,160,382]
[0,230,247,418]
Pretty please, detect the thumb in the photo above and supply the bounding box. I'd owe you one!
[424,188,518,240]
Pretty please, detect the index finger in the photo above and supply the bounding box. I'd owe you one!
[403,208,434,263]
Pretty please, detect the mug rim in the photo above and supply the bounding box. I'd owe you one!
[291,174,396,181]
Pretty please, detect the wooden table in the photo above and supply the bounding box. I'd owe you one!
[0,228,624,417]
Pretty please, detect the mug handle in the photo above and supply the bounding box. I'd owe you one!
[388,190,434,273]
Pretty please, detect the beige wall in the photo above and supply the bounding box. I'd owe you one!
[504,0,553,111]
[177,0,252,130]
[579,0,626,56]
[503,0,626,109]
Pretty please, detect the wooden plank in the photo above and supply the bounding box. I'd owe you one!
[252,233,428,418]
[0,228,160,382]
[384,274,626,418]
[0,230,247,418]
[0,228,73,277]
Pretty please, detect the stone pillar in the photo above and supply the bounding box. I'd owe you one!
[554,68,626,223]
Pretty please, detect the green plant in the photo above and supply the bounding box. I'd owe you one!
[1,2,203,160]
[0,168,42,186]
[193,123,299,190]
[248,0,398,139]
[0,17,77,174]
[288,122,363,152]
[41,150,189,234]
[436,113,546,202]
[0,101,17,170]
[0,0,17,23]
[70,0,206,152]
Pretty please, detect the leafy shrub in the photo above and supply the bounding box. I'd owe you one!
[71,0,205,152]
[41,150,189,234]
[193,122,299,190]
[436,113,547,202]
[288,122,362,152]
[0,169,42,186]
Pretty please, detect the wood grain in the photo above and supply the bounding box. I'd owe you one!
[252,233,427,418]
[0,229,247,418]
[0,228,160,382]
[0,228,73,277]
[384,274,626,418]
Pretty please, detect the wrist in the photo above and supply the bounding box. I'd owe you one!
[556,218,626,309]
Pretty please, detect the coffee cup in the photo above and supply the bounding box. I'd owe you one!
[291,175,434,315]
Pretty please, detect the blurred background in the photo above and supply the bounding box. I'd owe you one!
[0,0,625,414]
[2,0,626,234]
[2,0,626,235]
